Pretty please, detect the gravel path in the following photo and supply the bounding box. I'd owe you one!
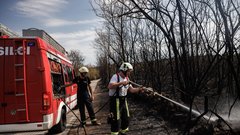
[67,80,181,135]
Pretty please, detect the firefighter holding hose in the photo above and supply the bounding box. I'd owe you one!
[108,62,144,135]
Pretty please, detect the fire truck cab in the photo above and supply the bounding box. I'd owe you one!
[0,29,78,133]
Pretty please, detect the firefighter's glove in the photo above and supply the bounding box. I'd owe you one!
[144,88,153,94]
[122,81,130,86]
[138,86,145,93]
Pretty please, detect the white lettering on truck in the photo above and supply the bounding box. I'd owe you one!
[0,46,30,56]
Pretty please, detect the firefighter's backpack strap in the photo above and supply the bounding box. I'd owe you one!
[116,73,120,97]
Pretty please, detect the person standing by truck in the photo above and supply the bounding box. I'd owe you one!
[73,66,100,126]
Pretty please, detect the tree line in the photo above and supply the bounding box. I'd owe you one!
[67,50,99,80]
[92,0,240,130]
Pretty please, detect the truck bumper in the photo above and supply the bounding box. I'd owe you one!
[0,113,53,133]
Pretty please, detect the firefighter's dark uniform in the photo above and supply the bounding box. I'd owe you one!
[73,76,97,125]
[109,73,130,135]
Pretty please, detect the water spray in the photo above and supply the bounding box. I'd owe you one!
[129,81,218,122]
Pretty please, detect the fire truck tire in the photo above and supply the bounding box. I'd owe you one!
[54,109,67,133]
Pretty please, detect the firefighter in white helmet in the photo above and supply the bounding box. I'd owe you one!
[108,62,144,135]
[73,66,100,126]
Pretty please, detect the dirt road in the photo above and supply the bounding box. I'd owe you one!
[66,80,180,135]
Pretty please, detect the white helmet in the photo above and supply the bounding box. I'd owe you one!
[79,66,89,73]
[119,62,133,71]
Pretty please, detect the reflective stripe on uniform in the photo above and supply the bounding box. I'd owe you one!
[121,127,129,133]
[91,118,97,122]
[116,98,120,120]
[125,98,130,117]
[111,131,119,135]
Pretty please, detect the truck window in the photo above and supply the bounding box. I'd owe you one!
[63,65,74,83]
[63,65,69,83]
[49,59,64,95]
[67,66,73,82]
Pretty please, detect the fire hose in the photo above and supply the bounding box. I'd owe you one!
[129,81,218,122]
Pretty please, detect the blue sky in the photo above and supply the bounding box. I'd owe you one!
[0,0,102,65]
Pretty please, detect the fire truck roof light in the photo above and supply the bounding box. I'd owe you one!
[27,42,35,46]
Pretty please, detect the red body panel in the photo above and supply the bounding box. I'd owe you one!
[0,37,77,131]
[0,39,4,124]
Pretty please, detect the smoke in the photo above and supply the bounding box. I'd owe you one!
[210,94,240,126]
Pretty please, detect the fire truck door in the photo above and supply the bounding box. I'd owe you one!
[3,39,29,123]
[3,40,19,124]
[0,39,5,124]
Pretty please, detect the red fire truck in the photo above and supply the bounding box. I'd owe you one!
[0,29,78,133]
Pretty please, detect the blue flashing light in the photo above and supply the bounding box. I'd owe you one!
[27,42,35,46]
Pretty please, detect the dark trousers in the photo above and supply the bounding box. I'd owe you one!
[110,96,130,132]
[77,97,96,123]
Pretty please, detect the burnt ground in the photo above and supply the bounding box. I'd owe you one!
[66,80,238,135]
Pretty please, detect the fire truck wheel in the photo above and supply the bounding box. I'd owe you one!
[54,109,67,133]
